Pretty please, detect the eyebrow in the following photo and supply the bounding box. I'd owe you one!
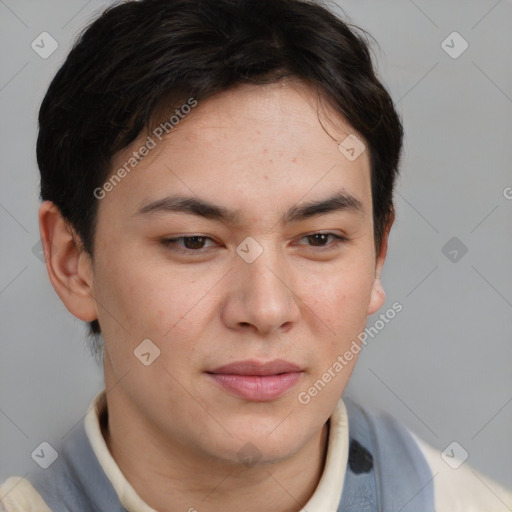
[134,191,364,225]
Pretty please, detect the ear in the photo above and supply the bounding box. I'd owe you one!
[367,209,395,316]
[38,200,98,323]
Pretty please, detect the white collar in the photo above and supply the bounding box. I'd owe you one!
[84,390,349,511]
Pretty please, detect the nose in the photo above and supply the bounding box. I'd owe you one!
[221,241,301,336]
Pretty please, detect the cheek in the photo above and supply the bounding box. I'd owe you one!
[94,253,209,390]
[94,241,219,358]
[302,260,375,334]
[299,266,373,402]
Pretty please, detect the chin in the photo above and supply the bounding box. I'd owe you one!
[212,439,301,468]
[210,420,311,467]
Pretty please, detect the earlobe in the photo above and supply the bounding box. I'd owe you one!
[38,200,98,322]
[367,211,394,316]
[367,276,386,316]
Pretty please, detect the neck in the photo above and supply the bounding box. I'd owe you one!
[102,393,330,512]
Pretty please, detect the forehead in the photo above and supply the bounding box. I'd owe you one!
[101,81,372,222]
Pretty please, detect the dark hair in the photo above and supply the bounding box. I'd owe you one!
[37,0,403,349]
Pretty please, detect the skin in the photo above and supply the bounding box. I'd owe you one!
[39,80,393,512]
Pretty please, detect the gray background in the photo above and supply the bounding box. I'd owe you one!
[1,0,511,494]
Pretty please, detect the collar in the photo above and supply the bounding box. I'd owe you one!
[84,390,349,511]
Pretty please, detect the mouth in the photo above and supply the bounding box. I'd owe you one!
[206,359,304,402]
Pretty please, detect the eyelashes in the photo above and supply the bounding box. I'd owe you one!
[160,232,348,254]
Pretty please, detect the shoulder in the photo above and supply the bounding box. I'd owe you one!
[343,398,436,510]
[408,431,512,512]
[344,399,512,511]
[0,477,53,512]
[344,398,433,473]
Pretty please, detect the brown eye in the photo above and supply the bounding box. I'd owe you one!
[182,236,207,249]
[306,233,331,246]
[160,235,217,253]
[298,232,347,249]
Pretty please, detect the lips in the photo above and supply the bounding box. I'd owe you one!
[209,359,302,376]
[207,359,304,401]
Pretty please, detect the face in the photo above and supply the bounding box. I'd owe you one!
[88,81,388,465]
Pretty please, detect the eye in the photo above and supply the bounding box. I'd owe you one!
[160,232,348,255]
[295,232,348,249]
[160,235,218,253]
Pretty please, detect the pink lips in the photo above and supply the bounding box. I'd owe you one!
[207,359,304,401]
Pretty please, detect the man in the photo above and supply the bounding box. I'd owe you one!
[1,0,510,510]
